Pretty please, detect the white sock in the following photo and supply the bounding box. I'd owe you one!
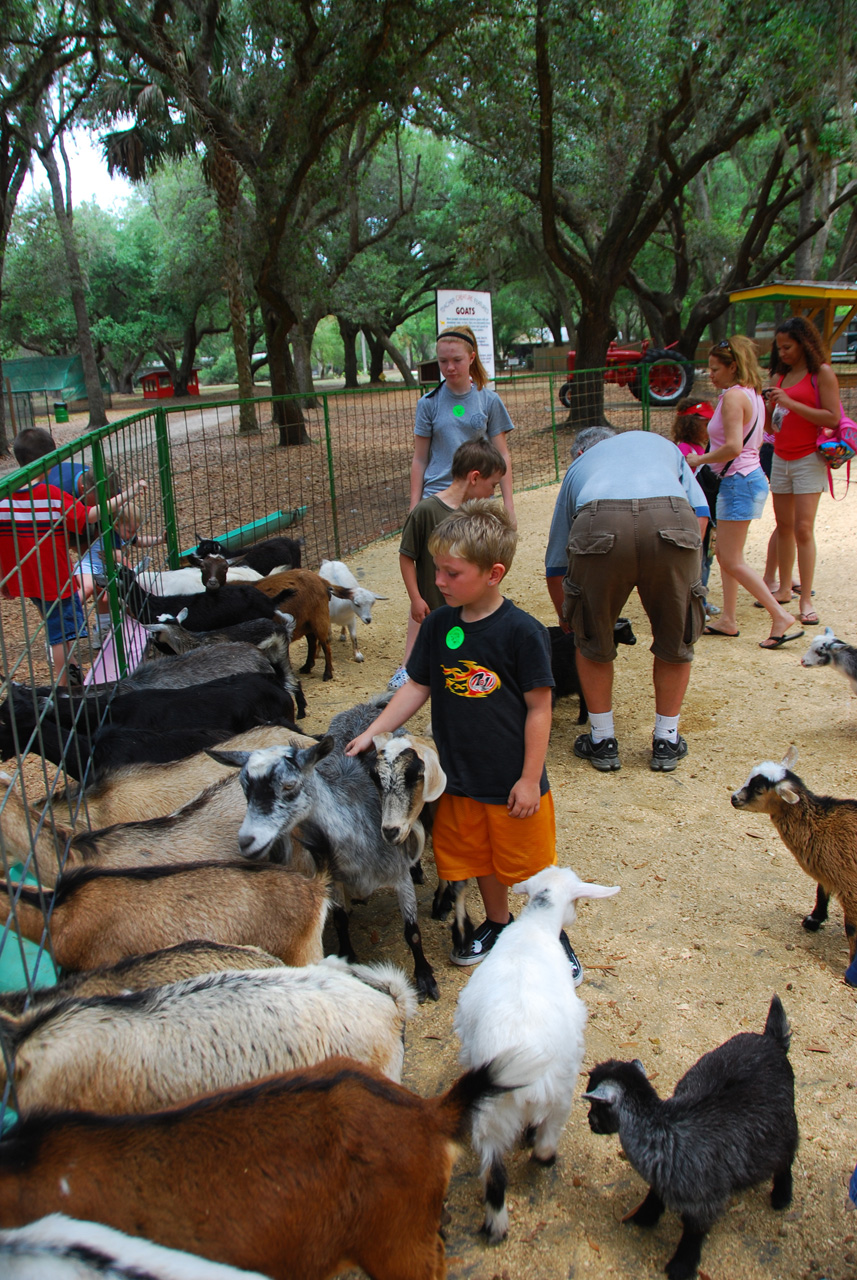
[654,713,679,743]
[589,711,615,742]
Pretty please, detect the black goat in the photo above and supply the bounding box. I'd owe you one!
[195,535,302,575]
[109,565,288,630]
[584,994,798,1280]
[549,617,637,723]
[0,675,299,779]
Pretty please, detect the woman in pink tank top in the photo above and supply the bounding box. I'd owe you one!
[764,318,840,625]
[686,335,802,647]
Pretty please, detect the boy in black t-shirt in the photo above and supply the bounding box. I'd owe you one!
[347,499,582,980]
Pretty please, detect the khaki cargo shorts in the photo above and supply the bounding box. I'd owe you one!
[562,497,706,664]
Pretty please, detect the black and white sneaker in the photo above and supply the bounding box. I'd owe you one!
[574,733,621,772]
[559,930,584,986]
[650,735,688,772]
[450,914,513,967]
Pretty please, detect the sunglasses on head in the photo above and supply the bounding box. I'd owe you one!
[714,339,735,359]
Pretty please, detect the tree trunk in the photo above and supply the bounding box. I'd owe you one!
[365,329,386,383]
[172,321,199,397]
[371,327,417,388]
[338,316,360,388]
[564,299,617,427]
[208,144,257,434]
[37,117,108,429]
[264,308,309,446]
[290,323,319,406]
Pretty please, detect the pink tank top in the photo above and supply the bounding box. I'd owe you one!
[707,386,764,476]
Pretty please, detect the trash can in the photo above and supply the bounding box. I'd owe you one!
[54,401,69,423]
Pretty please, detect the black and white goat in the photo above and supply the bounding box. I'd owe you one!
[212,737,440,1002]
[548,617,637,723]
[801,626,857,693]
[584,994,798,1280]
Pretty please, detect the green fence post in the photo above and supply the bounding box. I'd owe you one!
[90,437,127,676]
[322,393,341,559]
[155,407,180,568]
[548,374,561,481]
[640,363,651,431]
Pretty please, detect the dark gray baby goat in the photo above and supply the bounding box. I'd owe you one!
[549,617,636,723]
[584,994,797,1280]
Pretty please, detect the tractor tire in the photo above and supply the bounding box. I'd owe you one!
[630,350,695,407]
[558,380,574,409]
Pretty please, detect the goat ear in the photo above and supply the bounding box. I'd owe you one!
[186,553,203,568]
[206,749,251,769]
[575,881,621,901]
[419,748,447,803]
[782,744,799,770]
[373,732,392,749]
[582,1082,620,1105]
[176,608,189,624]
[372,594,389,601]
[775,780,801,805]
[632,1058,646,1077]
[297,736,335,771]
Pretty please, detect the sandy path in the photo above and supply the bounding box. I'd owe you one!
[297,475,857,1280]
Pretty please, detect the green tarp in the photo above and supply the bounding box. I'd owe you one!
[2,354,109,399]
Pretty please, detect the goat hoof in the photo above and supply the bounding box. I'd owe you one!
[417,973,440,1003]
[354,653,364,663]
[478,1221,507,1245]
[322,670,333,681]
[299,663,313,674]
[530,1150,556,1167]
[802,914,824,931]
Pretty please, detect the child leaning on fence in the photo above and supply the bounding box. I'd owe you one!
[75,499,166,634]
[347,499,583,982]
[0,428,144,687]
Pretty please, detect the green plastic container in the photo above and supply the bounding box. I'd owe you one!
[53,401,69,423]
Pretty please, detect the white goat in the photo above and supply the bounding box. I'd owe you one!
[0,1214,270,1279]
[318,559,387,662]
[0,957,416,1116]
[137,566,263,595]
[453,865,620,1242]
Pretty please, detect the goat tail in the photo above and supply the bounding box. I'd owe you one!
[257,631,291,681]
[341,960,418,1021]
[435,1048,548,1143]
[764,993,791,1054]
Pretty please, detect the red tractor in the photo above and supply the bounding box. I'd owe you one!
[558,338,695,409]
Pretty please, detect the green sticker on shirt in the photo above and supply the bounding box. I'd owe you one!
[446,626,464,649]
[452,404,465,418]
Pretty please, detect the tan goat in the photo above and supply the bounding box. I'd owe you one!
[0,861,329,970]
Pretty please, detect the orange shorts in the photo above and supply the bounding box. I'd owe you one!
[431,791,557,887]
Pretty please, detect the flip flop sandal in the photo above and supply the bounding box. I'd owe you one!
[759,629,805,649]
[702,625,740,637]
[798,611,820,625]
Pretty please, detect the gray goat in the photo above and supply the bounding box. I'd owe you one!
[584,994,798,1280]
[213,737,439,1001]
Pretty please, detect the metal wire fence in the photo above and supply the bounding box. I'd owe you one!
[0,364,707,1122]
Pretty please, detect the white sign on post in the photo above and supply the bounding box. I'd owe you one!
[436,290,495,381]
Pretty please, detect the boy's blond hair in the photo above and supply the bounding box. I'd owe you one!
[428,499,517,572]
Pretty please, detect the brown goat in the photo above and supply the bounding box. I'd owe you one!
[254,570,333,681]
[0,1055,515,1280]
[0,940,284,1015]
[732,745,857,983]
[0,861,329,971]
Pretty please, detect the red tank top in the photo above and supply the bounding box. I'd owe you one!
[774,371,818,461]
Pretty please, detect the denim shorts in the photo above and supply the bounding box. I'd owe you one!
[29,594,87,645]
[715,467,769,521]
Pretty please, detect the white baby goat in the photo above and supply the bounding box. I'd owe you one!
[318,559,386,662]
[453,865,620,1243]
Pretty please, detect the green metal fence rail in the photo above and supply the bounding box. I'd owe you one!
[0,362,746,1125]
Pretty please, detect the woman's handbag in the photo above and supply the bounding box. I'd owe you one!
[695,408,760,511]
[810,375,855,496]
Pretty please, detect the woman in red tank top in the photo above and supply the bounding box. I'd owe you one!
[765,317,840,627]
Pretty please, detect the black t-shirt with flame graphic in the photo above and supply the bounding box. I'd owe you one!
[407,598,554,804]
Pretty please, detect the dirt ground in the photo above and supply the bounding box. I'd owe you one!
[296,479,857,1280]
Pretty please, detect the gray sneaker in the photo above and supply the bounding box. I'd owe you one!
[574,733,621,772]
[650,735,688,772]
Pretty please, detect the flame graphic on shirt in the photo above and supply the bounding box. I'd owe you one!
[441,660,501,698]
